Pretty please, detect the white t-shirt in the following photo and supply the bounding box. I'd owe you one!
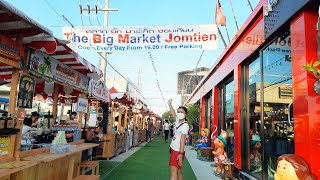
[170,121,189,151]
[22,125,31,134]
[163,123,170,130]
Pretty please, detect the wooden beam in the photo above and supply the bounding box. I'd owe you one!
[123,106,128,129]
[117,105,123,132]
[8,69,19,115]
[52,84,59,119]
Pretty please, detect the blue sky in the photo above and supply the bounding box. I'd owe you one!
[8,0,260,115]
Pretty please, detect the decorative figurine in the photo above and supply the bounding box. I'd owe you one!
[195,128,209,150]
[212,130,229,175]
[250,134,262,166]
[274,154,317,180]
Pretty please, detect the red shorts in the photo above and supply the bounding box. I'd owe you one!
[169,148,185,169]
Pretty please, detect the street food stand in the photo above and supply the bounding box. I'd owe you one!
[0,2,101,179]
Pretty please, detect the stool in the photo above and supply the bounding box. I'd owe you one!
[72,175,100,180]
[77,161,99,175]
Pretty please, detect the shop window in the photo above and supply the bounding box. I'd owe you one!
[219,79,234,162]
[262,35,293,179]
[204,94,212,130]
[247,57,263,179]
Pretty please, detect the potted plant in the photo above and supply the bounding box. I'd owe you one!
[303,59,320,94]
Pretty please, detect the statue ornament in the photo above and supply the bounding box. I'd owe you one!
[212,130,229,175]
[274,154,317,180]
[194,128,210,150]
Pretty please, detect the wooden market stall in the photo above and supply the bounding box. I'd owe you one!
[0,2,102,179]
[96,87,136,159]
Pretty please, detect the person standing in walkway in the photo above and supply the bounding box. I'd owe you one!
[163,120,170,143]
[147,118,153,142]
[168,99,189,180]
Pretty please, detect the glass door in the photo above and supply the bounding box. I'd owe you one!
[219,78,235,162]
[261,35,294,180]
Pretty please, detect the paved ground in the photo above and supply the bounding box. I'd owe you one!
[184,146,221,180]
[108,141,148,162]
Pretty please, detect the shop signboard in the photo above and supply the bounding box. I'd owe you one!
[88,79,110,102]
[29,50,89,91]
[77,98,88,113]
[264,0,310,39]
[17,75,35,109]
[62,25,218,52]
[0,34,23,68]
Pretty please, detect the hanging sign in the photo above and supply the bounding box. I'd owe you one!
[62,25,218,52]
[29,50,89,91]
[17,75,35,109]
[77,98,88,113]
[0,34,23,68]
[88,79,110,102]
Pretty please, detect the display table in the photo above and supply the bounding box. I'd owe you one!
[0,143,98,180]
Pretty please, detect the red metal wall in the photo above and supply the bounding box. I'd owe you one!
[291,9,320,177]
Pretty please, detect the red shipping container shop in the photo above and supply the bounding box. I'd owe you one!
[185,0,320,179]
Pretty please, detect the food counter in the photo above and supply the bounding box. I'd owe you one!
[0,142,98,180]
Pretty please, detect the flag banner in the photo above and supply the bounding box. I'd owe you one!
[215,1,226,26]
[62,25,218,52]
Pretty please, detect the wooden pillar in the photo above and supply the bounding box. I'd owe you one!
[123,106,128,128]
[52,84,59,119]
[117,105,123,132]
[112,101,116,130]
[8,69,19,116]
[108,101,114,133]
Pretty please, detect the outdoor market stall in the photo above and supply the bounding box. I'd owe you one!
[0,1,101,179]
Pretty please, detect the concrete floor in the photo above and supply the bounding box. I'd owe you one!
[184,146,221,180]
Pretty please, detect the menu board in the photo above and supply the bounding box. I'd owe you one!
[17,75,35,108]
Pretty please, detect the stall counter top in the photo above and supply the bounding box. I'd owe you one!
[0,143,98,178]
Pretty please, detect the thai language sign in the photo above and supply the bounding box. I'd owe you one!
[30,50,89,91]
[88,79,110,102]
[62,25,218,52]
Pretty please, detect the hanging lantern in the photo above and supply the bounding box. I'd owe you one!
[60,98,65,104]
[72,98,77,103]
[42,93,48,100]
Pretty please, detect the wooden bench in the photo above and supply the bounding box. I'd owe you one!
[72,175,100,180]
[77,161,99,175]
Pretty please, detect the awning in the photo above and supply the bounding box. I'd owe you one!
[0,1,101,80]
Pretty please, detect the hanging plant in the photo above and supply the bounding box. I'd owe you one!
[303,59,320,94]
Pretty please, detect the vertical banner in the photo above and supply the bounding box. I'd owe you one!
[62,25,218,52]
[77,98,88,113]
[17,75,35,109]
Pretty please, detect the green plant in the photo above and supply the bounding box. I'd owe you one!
[303,59,320,78]
[162,111,174,123]
[193,132,200,140]
[186,103,200,126]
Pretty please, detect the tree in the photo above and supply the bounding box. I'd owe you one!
[162,111,175,123]
[186,103,200,131]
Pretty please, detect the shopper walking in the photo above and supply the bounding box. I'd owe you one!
[163,120,170,143]
[147,118,153,142]
[167,99,189,180]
